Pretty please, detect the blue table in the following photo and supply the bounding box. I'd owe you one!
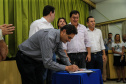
[52,69,103,84]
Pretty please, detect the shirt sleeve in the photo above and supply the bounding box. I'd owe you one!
[124,43,126,47]
[100,30,105,50]
[83,26,91,47]
[112,42,114,47]
[39,35,66,71]
[29,22,39,37]
[122,42,125,47]
[56,42,71,66]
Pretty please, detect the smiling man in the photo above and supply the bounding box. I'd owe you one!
[16,24,80,84]
[63,10,91,68]
[86,16,106,76]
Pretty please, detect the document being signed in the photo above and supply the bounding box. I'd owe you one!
[69,69,93,73]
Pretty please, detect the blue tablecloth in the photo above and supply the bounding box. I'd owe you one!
[52,69,103,84]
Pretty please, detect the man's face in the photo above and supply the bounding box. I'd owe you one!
[108,34,112,39]
[87,18,95,28]
[60,30,75,43]
[70,13,79,26]
[50,11,55,22]
[58,19,67,29]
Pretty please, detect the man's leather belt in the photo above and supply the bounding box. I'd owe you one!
[68,52,85,55]
[91,51,102,54]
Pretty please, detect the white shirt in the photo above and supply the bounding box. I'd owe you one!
[112,42,124,56]
[0,29,3,40]
[124,42,126,48]
[29,17,54,37]
[87,28,105,53]
[63,23,91,53]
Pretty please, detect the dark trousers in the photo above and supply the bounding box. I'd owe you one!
[68,52,86,68]
[86,51,103,73]
[16,50,45,84]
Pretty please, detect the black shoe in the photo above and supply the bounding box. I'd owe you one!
[123,80,126,83]
[116,80,121,82]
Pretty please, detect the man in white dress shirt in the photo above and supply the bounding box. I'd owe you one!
[29,5,55,84]
[29,5,55,37]
[63,10,91,68]
[86,16,107,74]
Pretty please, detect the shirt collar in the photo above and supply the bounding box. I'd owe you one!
[41,17,51,24]
[69,22,81,28]
[87,28,96,31]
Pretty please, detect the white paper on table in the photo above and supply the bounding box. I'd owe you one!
[69,69,93,73]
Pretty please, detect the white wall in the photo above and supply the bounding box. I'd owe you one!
[109,23,122,39]
[89,0,126,38]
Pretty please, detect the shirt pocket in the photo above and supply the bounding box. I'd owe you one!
[95,35,100,43]
[78,30,84,39]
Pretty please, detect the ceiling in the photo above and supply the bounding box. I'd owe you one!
[90,0,106,3]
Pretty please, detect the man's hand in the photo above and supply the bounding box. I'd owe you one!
[0,24,15,35]
[108,39,111,42]
[119,52,124,56]
[102,54,107,62]
[64,50,71,62]
[86,54,91,62]
[121,56,124,61]
[65,65,79,72]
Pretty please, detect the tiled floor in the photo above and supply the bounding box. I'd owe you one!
[104,80,126,84]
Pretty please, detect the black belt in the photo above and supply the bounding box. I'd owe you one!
[68,52,85,55]
[91,51,102,54]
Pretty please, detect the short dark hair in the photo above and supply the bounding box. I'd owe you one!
[57,17,67,29]
[43,5,55,16]
[60,24,77,35]
[70,10,80,17]
[108,33,112,35]
[87,16,94,22]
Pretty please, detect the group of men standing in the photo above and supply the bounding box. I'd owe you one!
[15,5,107,84]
